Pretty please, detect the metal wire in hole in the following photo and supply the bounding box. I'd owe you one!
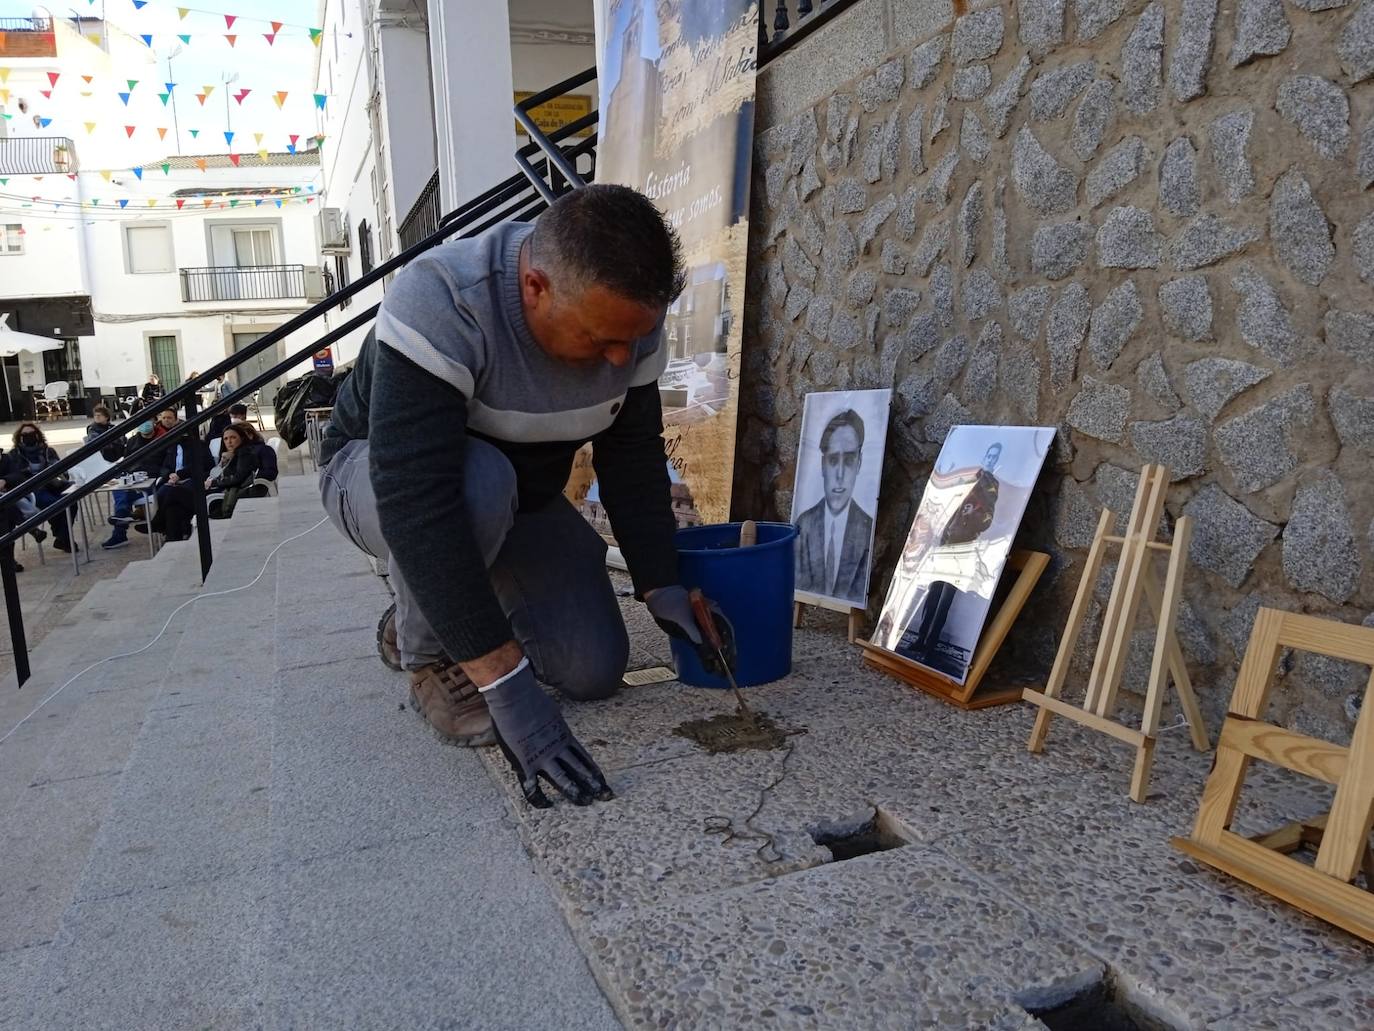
[701,728,807,863]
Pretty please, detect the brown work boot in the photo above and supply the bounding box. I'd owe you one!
[408,661,495,747]
[376,603,401,671]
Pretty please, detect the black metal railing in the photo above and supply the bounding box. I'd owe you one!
[0,67,599,687]
[0,136,78,176]
[0,15,52,30]
[180,265,307,302]
[759,0,862,61]
[398,170,441,253]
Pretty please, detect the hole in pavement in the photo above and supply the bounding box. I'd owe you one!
[1027,981,1163,1031]
[673,709,789,753]
[809,808,908,861]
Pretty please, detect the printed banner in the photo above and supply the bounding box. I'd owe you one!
[571,0,758,533]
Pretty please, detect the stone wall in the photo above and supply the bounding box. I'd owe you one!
[736,0,1374,736]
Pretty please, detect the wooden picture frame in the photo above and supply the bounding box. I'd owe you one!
[859,548,1050,710]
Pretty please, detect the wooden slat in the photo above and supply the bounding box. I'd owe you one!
[1173,831,1374,944]
[1276,612,1374,666]
[1317,669,1374,882]
[1021,688,1147,748]
[1028,510,1113,753]
[1094,466,1169,718]
[959,550,1049,704]
[1218,718,1349,786]
[1103,535,1173,552]
[1129,734,1155,803]
[1230,608,1290,718]
[1084,471,1154,715]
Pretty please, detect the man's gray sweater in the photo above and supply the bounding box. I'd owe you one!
[323,222,678,663]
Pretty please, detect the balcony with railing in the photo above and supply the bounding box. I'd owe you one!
[758,0,862,59]
[180,264,308,303]
[0,136,77,176]
[0,16,57,56]
[398,170,441,253]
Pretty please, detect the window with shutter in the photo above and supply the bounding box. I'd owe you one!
[124,224,174,273]
[0,224,25,255]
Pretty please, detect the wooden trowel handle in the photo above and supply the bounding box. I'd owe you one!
[739,520,757,548]
[688,588,725,651]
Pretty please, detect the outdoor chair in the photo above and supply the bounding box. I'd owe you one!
[245,389,266,430]
[36,381,70,421]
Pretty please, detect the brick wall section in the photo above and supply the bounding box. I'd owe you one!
[737,0,1374,736]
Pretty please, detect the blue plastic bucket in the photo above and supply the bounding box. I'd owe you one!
[670,521,797,688]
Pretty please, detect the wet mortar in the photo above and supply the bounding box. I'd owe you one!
[672,709,793,753]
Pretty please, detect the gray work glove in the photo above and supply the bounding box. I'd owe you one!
[645,586,737,677]
[483,661,613,809]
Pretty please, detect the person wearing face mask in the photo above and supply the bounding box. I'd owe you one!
[317,184,734,811]
[5,423,75,552]
[101,420,175,550]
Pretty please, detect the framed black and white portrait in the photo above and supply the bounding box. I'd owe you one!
[790,389,893,609]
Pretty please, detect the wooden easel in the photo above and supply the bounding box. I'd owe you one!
[1172,609,1374,943]
[1022,464,1209,801]
[794,590,864,644]
[859,549,1050,710]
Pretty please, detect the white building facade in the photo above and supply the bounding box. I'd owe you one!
[1,16,326,419]
[310,0,597,362]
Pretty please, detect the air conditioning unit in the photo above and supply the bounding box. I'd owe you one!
[317,207,350,254]
[303,266,325,301]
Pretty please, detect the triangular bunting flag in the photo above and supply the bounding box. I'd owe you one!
[99,170,112,181]
[0,70,9,84]
[131,167,143,179]
[288,134,299,145]
[40,90,51,99]
[225,35,237,47]
[132,0,147,8]
[177,7,188,18]
[84,122,95,134]
[124,125,135,137]
[87,33,102,44]
[271,21,283,32]
[126,79,137,90]
[118,92,130,105]
[82,75,92,83]
[257,149,268,161]
[146,199,157,208]
[291,186,301,194]
[118,199,128,208]
[195,93,206,105]
[176,199,185,209]
[47,72,60,86]
[80,90,92,97]
[203,84,215,98]
[0,89,7,103]
[189,128,199,137]
[275,199,283,208]
[287,144,296,154]
[224,14,236,28]
[224,130,234,146]
[228,154,241,166]
[234,89,250,104]
[0,178,7,186]
[161,162,170,174]
[38,117,53,128]
[158,92,170,105]
[253,132,263,145]
[67,173,77,180]
[309,28,322,45]
[203,199,213,208]
[194,157,207,171]
[313,93,326,110]
[178,33,190,44]
[156,127,167,140]
[230,199,239,207]
[140,34,152,46]
[164,81,174,92]
[264,33,276,45]
[273,91,288,109]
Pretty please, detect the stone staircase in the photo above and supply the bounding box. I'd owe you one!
[0,477,618,1030]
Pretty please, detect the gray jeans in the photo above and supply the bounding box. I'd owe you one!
[319,438,628,700]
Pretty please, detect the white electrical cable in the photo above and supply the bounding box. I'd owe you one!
[0,516,329,746]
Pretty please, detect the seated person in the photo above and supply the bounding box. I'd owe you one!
[147,435,211,542]
[5,423,74,552]
[206,402,249,444]
[235,422,278,485]
[85,404,126,463]
[205,425,262,519]
[101,420,175,550]
[152,408,180,439]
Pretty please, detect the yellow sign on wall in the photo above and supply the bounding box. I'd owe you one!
[514,92,594,139]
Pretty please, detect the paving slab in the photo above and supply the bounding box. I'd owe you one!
[585,843,1102,1029]
[266,829,619,1031]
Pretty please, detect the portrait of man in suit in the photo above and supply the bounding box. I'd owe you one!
[794,408,876,605]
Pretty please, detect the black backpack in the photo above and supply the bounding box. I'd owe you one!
[272,370,345,448]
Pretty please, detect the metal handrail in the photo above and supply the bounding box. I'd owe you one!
[0,70,596,687]
[514,66,597,201]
